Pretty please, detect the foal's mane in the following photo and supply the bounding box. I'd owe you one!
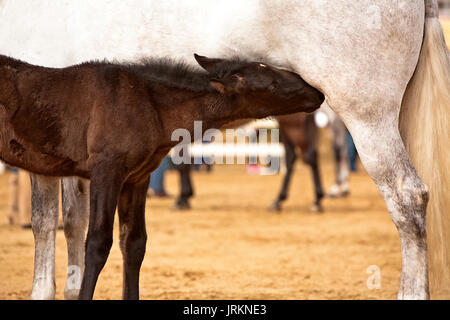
[1,53,283,93]
[92,57,255,93]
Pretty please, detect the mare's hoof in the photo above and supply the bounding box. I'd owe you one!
[309,204,324,213]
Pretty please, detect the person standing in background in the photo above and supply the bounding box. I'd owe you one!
[346,130,358,172]
[7,168,32,228]
[147,156,171,197]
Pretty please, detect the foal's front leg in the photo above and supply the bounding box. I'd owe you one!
[117,177,150,300]
[30,174,60,300]
[61,177,89,300]
[78,164,126,300]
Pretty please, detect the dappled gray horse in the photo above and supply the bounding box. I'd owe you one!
[0,0,448,299]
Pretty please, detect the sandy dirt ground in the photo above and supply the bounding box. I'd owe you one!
[0,129,406,300]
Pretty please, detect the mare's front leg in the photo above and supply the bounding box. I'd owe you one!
[118,177,150,300]
[29,174,60,300]
[345,119,429,299]
[61,177,89,300]
[78,162,126,300]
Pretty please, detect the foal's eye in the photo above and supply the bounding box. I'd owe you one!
[268,82,277,91]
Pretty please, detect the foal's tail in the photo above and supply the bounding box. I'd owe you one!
[399,0,450,299]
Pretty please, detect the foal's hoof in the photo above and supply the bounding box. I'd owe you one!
[309,204,324,213]
[30,281,56,300]
[64,289,80,300]
[268,202,282,213]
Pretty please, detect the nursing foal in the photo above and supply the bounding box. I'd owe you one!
[0,54,324,299]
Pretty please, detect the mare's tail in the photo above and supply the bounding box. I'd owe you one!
[399,0,450,298]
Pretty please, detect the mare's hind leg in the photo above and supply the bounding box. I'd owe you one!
[118,177,149,300]
[328,117,350,198]
[343,116,429,299]
[270,133,297,212]
[30,174,59,300]
[61,177,89,300]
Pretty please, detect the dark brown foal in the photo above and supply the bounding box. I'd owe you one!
[0,53,324,299]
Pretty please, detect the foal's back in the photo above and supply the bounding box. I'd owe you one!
[0,56,154,177]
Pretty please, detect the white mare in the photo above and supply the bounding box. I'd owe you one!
[0,0,448,299]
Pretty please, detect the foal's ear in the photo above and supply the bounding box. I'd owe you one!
[194,53,225,73]
[209,79,226,94]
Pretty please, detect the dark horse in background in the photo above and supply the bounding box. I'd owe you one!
[0,53,324,299]
[172,112,325,212]
[271,113,323,212]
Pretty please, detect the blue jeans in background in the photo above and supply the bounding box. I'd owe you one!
[149,156,171,193]
[346,130,358,172]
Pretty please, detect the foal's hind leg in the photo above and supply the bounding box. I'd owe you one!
[61,177,89,300]
[118,178,149,300]
[343,117,429,299]
[30,174,59,300]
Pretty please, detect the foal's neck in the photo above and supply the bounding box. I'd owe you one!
[156,87,240,141]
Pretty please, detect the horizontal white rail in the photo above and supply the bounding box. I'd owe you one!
[171,143,285,158]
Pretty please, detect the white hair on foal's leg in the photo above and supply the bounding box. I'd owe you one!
[61,177,89,300]
[30,174,60,300]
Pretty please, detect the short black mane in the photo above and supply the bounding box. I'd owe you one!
[92,57,255,93]
[0,53,281,93]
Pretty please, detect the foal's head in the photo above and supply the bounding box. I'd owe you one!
[194,54,324,118]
